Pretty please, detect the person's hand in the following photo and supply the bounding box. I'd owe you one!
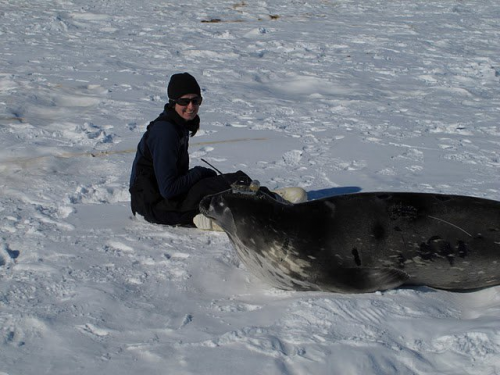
[193,166,217,178]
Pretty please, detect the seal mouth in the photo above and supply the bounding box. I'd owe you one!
[199,195,213,217]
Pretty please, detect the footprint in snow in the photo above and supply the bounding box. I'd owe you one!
[77,324,110,341]
[1,244,20,266]
[179,314,193,329]
[6,248,20,260]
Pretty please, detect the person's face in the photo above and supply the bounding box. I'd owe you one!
[175,94,201,121]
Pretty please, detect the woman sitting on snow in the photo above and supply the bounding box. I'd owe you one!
[129,72,249,229]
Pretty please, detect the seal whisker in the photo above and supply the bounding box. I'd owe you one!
[427,216,472,237]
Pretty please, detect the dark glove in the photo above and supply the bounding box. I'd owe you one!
[193,166,217,179]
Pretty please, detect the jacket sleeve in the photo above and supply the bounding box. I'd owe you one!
[147,123,206,199]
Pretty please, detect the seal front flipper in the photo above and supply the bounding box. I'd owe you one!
[323,268,409,293]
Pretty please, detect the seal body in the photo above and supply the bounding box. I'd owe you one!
[200,190,500,293]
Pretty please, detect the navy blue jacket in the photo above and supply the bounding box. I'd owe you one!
[130,107,209,201]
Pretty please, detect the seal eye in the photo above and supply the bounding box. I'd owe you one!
[352,248,362,266]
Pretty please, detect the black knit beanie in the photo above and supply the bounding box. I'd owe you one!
[167,73,201,100]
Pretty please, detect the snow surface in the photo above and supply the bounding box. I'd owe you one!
[1,0,500,374]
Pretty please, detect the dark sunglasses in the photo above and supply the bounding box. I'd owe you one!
[175,97,203,106]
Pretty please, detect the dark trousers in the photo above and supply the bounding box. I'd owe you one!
[134,171,250,226]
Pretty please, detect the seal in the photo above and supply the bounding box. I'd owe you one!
[200,188,500,293]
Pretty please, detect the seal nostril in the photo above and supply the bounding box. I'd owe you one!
[199,196,212,214]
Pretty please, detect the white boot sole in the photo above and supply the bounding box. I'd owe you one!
[193,214,224,231]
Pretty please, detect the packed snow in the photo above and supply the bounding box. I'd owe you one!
[1,0,500,374]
